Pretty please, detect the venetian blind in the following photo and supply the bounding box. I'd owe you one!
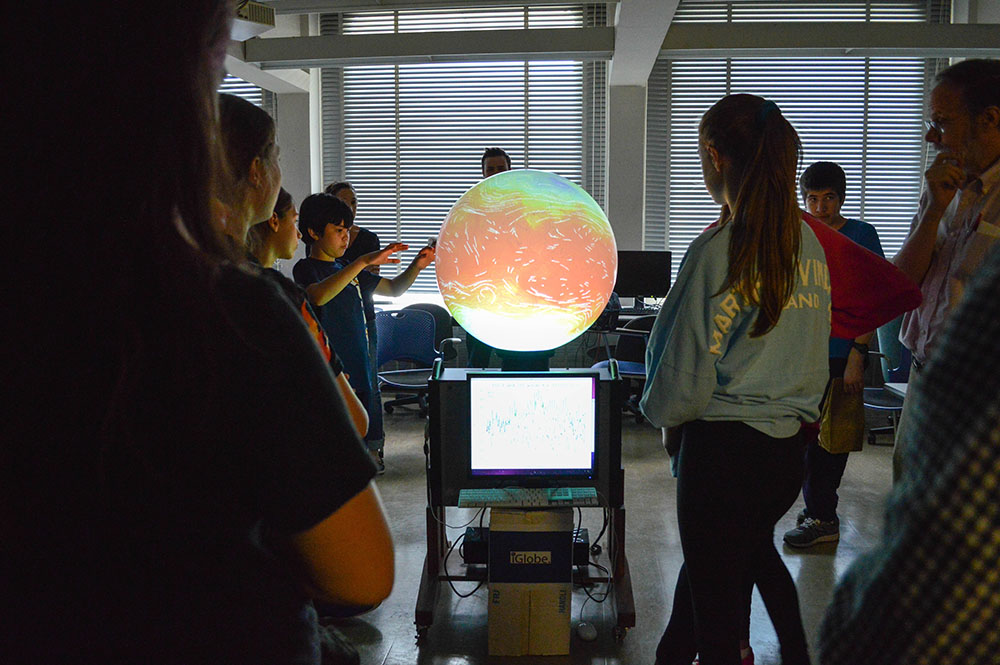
[321,5,605,293]
[646,0,947,281]
[218,74,276,117]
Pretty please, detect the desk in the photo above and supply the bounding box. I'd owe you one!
[415,367,636,644]
[885,382,908,399]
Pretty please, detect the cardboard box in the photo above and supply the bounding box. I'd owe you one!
[487,509,573,656]
[488,583,571,656]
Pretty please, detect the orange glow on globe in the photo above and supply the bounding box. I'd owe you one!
[436,169,617,351]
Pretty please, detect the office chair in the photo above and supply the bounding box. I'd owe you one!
[585,292,621,363]
[376,309,457,416]
[864,316,911,446]
[591,314,656,424]
[403,303,457,361]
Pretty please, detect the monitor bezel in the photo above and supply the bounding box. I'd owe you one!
[613,249,672,299]
[465,370,600,484]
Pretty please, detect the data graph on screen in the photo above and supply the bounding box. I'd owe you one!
[469,375,596,475]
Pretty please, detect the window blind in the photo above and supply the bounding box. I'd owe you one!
[218,74,275,117]
[672,0,949,22]
[321,6,603,294]
[646,0,945,281]
[219,74,262,104]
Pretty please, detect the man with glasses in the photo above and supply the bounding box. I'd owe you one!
[892,58,1000,482]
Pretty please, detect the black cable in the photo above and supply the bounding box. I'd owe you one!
[575,506,583,550]
[579,506,615,607]
[443,531,485,599]
[586,560,609,575]
[590,505,610,554]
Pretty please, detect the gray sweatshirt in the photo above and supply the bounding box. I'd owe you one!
[640,220,831,438]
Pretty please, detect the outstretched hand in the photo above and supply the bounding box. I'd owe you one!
[365,242,408,267]
[413,245,436,269]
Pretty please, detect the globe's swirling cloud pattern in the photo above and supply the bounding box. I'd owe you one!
[436,170,618,351]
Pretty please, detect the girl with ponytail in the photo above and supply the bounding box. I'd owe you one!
[641,94,831,665]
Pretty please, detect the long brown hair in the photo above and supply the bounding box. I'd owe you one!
[11,2,239,479]
[701,94,803,337]
[219,93,277,207]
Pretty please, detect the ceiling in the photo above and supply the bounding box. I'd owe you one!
[235,0,1000,94]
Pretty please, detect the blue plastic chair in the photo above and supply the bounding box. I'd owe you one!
[375,309,448,415]
[591,314,657,424]
[403,303,458,361]
[864,315,911,445]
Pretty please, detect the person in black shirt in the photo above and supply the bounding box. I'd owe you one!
[325,181,385,456]
[464,147,513,367]
[294,194,435,473]
[249,187,369,437]
[6,4,394,663]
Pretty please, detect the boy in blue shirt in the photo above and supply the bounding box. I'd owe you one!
[293,193,435,473]
[784,161,885,547]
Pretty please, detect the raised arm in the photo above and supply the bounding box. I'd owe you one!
[304,243,408,307]
[892,152,964,284]
[374,245,436,297]
[290,483,394,607]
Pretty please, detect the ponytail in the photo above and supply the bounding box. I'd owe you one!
[701,94,802,337]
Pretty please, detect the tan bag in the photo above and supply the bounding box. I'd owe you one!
[817,377,865,454]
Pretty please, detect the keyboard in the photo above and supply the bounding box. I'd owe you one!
[618,306,658,315]
[458,487,599,508]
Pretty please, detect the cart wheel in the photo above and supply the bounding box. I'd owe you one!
[415,626,429,644]
[868,432,877,445]
[613,626,628,644]
[385,404,394,414]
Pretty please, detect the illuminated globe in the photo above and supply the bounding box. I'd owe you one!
[436,169,617,352]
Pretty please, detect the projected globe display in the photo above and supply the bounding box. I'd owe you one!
[436,169,617,352]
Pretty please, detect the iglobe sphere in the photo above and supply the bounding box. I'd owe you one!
[435,169,617,352]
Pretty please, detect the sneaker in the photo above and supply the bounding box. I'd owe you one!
[783,516,839,548]
[370,448,385,475]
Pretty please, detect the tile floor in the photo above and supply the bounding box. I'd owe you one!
[333,394,897,665]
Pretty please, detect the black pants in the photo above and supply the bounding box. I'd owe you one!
[802,433,849,522]
[801,357,849,522]
[655,420,810,665]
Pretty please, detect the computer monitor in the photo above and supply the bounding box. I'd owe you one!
[613,250,672,298]
[468,373,596,478]
[428,367,623,505]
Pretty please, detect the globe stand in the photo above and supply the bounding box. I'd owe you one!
[496,348,555,372]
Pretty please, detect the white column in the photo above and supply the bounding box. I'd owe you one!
[972,0,1000,23]
[605,84,648,250]
[271,93,313,278]
[275,93,312,206]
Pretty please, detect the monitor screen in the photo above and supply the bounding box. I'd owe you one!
[613,250,672,298]
[469,373,597,477]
